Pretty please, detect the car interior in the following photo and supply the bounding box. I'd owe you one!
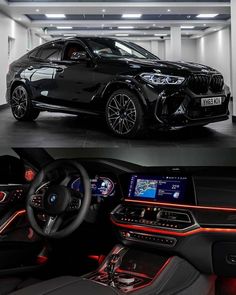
[63,43,88,61]
[0,148,235,295]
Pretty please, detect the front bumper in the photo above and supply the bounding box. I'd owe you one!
[153,89,230,128]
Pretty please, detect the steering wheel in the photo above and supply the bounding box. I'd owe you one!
[26,159,91,238]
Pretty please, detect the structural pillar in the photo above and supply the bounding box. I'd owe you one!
[170,26,182,61]
[150,40,159,56]
[231,0,236,121]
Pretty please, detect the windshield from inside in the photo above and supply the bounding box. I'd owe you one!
[85,38,158,60]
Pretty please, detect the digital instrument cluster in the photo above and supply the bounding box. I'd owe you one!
[70,175,116,198]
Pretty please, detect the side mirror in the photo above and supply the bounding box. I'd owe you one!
[71,51,89,61]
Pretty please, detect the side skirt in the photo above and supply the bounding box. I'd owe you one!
[32,101,102,116]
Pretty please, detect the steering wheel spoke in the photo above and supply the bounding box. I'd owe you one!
[44,215,62,235]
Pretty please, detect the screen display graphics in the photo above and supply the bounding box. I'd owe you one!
[70,176,115,197]
[128,175,189,203]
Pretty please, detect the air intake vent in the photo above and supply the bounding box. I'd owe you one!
[188,74,211,94]
[210,75,224,93]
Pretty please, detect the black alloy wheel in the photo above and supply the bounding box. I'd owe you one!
[106,89,145,138]
[10,85,40,121]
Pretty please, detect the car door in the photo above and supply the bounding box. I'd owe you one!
[24,41,65,105]
[54,40,98,109]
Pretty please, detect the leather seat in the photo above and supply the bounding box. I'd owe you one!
[9,277,120,295]
[0,277,40,295]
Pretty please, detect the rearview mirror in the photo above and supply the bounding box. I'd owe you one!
[71,51,89,61]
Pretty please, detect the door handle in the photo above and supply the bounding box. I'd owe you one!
[27,66,34,71]
[227,254,236,264]
[56,67,64,73]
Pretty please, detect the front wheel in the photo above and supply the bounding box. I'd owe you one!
[10,85,40,121]
[105,89,145,138]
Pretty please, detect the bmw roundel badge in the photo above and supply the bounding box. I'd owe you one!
[49,193,57,205]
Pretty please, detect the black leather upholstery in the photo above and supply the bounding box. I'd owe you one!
[0,278,22,295]
[0,277,40,295]
[10,277,120,295]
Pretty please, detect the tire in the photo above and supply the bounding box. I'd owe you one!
[10,85,40,121]
[105,89,145,138]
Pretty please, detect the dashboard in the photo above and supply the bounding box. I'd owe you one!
[2,155,236,277]
[109,168,236,277]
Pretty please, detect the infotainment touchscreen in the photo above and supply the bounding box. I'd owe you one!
[128,175,189,203]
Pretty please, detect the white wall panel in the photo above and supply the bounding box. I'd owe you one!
[0,12,28,105]
[165,39,197,62]
[196,27,231,88]
[182,39,197,62]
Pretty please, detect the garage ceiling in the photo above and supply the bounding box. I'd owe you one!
[5,0,231,2]
[0,0,231,41]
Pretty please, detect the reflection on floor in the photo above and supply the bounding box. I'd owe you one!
[0,106,235,147]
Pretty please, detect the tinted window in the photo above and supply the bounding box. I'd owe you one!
[38,42,63,61]
[29,49,40,59]
[86,38,158,60]
[63,42,88,60]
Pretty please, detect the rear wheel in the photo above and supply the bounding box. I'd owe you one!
[10,85,40,121]
[105,89,145,138]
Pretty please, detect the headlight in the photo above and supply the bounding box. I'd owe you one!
[140,73,185,85]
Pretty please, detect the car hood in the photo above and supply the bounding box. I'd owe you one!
[110,57,219,75]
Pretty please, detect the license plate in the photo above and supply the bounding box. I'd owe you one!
[201,97,222,107]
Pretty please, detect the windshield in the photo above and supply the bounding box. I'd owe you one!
[85,38,158,60]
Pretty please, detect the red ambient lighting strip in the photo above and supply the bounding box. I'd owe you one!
[0,210,26,234]
[124,199,236,212]
[111,219,236,237]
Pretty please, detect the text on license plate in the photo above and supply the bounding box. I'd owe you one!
[201,97,222,107]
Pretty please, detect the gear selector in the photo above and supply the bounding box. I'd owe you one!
[106,253,122,286]
[86,246,171,293]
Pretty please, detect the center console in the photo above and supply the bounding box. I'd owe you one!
[111,204,198,247]
[84,173,218,293]
[84,245,215,295]
[111,174,199,248]
[85,245,171,293]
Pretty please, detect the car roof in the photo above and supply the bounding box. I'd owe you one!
[52,36,122,43]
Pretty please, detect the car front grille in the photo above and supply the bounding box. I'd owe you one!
[210,75,224,93]
[188,74,224,94]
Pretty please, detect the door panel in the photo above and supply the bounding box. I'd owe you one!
[53,41,98,108]
[55,60,97,106]
[0,209,43,273]
[24,41,65,104]
[24,62,58,103]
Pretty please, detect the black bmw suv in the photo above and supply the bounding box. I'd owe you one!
[6,37,230,138]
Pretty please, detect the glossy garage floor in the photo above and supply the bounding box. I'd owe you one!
[0,106,235,147]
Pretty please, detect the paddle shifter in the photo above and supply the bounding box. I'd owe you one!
[106,253,122,286]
